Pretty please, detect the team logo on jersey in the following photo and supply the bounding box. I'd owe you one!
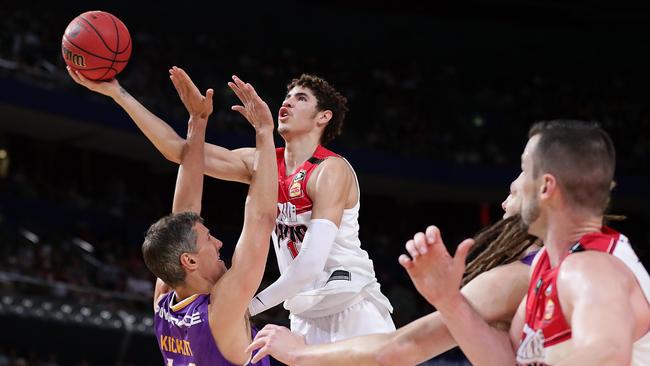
[543,299,555,321]
[289,170,306,199]
[293,170,306,182]
[289,181,302,198]
[544,284,553,297]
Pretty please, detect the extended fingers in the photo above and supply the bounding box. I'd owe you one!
[398,254,413,269]
[245,336,267,354]
[250,346,269,364]
[425,225,441,245]
[405,239,418,259]
[454,238,475,266]
[66,66,82,84]
[228,80,248,106]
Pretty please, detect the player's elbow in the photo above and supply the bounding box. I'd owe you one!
[161,137,187,164]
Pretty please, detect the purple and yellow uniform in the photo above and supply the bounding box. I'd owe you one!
[154,292,270,366]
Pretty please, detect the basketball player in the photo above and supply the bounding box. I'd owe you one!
[128,68,276,365]
[66,67,394,344]
[401,120,650,365]
[244,176,540,365]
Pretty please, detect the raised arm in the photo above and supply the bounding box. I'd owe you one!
[66,66,254,183]
[247,260,530,365]
[209,75,277,323]
[248,158,350,315]
[400,225,517,366]
[152,67,214,304]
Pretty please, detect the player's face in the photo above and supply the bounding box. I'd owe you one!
[193,223,227,284]
[502,172,524,219]
[519,135,543,235]
[277,86,321,139]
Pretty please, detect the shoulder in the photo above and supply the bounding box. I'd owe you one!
[558,251,634,295]
[561,250,628,276]
[312,156,353,180]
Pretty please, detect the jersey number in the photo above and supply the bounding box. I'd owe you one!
[287,240,299,259]
[167,359,195,366]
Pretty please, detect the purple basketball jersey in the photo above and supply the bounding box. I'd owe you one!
[154,292,270,366]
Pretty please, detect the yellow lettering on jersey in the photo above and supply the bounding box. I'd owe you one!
[161,335,193,356]
[160,335,168,352]
[176,339,184,355]
[185,340,193,356]
[170,337,177,353]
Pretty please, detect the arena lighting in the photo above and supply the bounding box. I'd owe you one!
[72,237,95,253]
[20,228,40,244]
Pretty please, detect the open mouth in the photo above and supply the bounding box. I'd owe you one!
[279,107,290,121]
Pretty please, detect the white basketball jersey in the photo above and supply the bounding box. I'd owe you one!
[517,229,650,365]
[273,146,393,318]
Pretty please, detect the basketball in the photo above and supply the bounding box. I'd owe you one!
[61,11,132,81]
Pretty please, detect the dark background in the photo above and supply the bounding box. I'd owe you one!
[1,1,649,365]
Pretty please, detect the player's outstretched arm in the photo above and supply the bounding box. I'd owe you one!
[248,158,350,315]
[400,226,517,365]
[553,252,635,366]
[246,260,530,365]
[66,66,254,184]
[209,75,277,320]
[152,77,213,304]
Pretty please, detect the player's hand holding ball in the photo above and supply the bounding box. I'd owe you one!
[63,11,131,98]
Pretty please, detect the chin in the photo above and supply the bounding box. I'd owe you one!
[277,125,289,136]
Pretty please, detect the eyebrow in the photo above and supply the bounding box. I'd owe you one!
[285,92,309,100]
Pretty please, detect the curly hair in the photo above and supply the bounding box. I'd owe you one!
[287,74,349,145]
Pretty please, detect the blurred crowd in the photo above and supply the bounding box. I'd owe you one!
[1,4,648,365]
[1,6,648,176]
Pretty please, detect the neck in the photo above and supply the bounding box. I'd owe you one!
[541,210,603,267]
[283,135,320,172]
[174,277,211,301]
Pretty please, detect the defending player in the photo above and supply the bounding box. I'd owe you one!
[101,67,277,365]
[67,68,394,343]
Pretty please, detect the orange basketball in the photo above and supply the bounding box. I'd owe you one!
[61,11,132,81]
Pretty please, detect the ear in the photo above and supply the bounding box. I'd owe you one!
[539,173,557,200]
[316,110,332,127]
[179,252,198,271]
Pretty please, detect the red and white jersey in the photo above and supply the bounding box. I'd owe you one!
[516,227,650,365]
[273,145,392,318]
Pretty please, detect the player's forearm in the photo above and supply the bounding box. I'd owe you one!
[244,127,277,225]
[435,292,516,366]
[171,117,206,214]
[290,333,391,366]
[249,219,337,315]
[112,87,185,162]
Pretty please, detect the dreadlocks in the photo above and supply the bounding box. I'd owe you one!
[462,215,537,286]
[462,214,624,286]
